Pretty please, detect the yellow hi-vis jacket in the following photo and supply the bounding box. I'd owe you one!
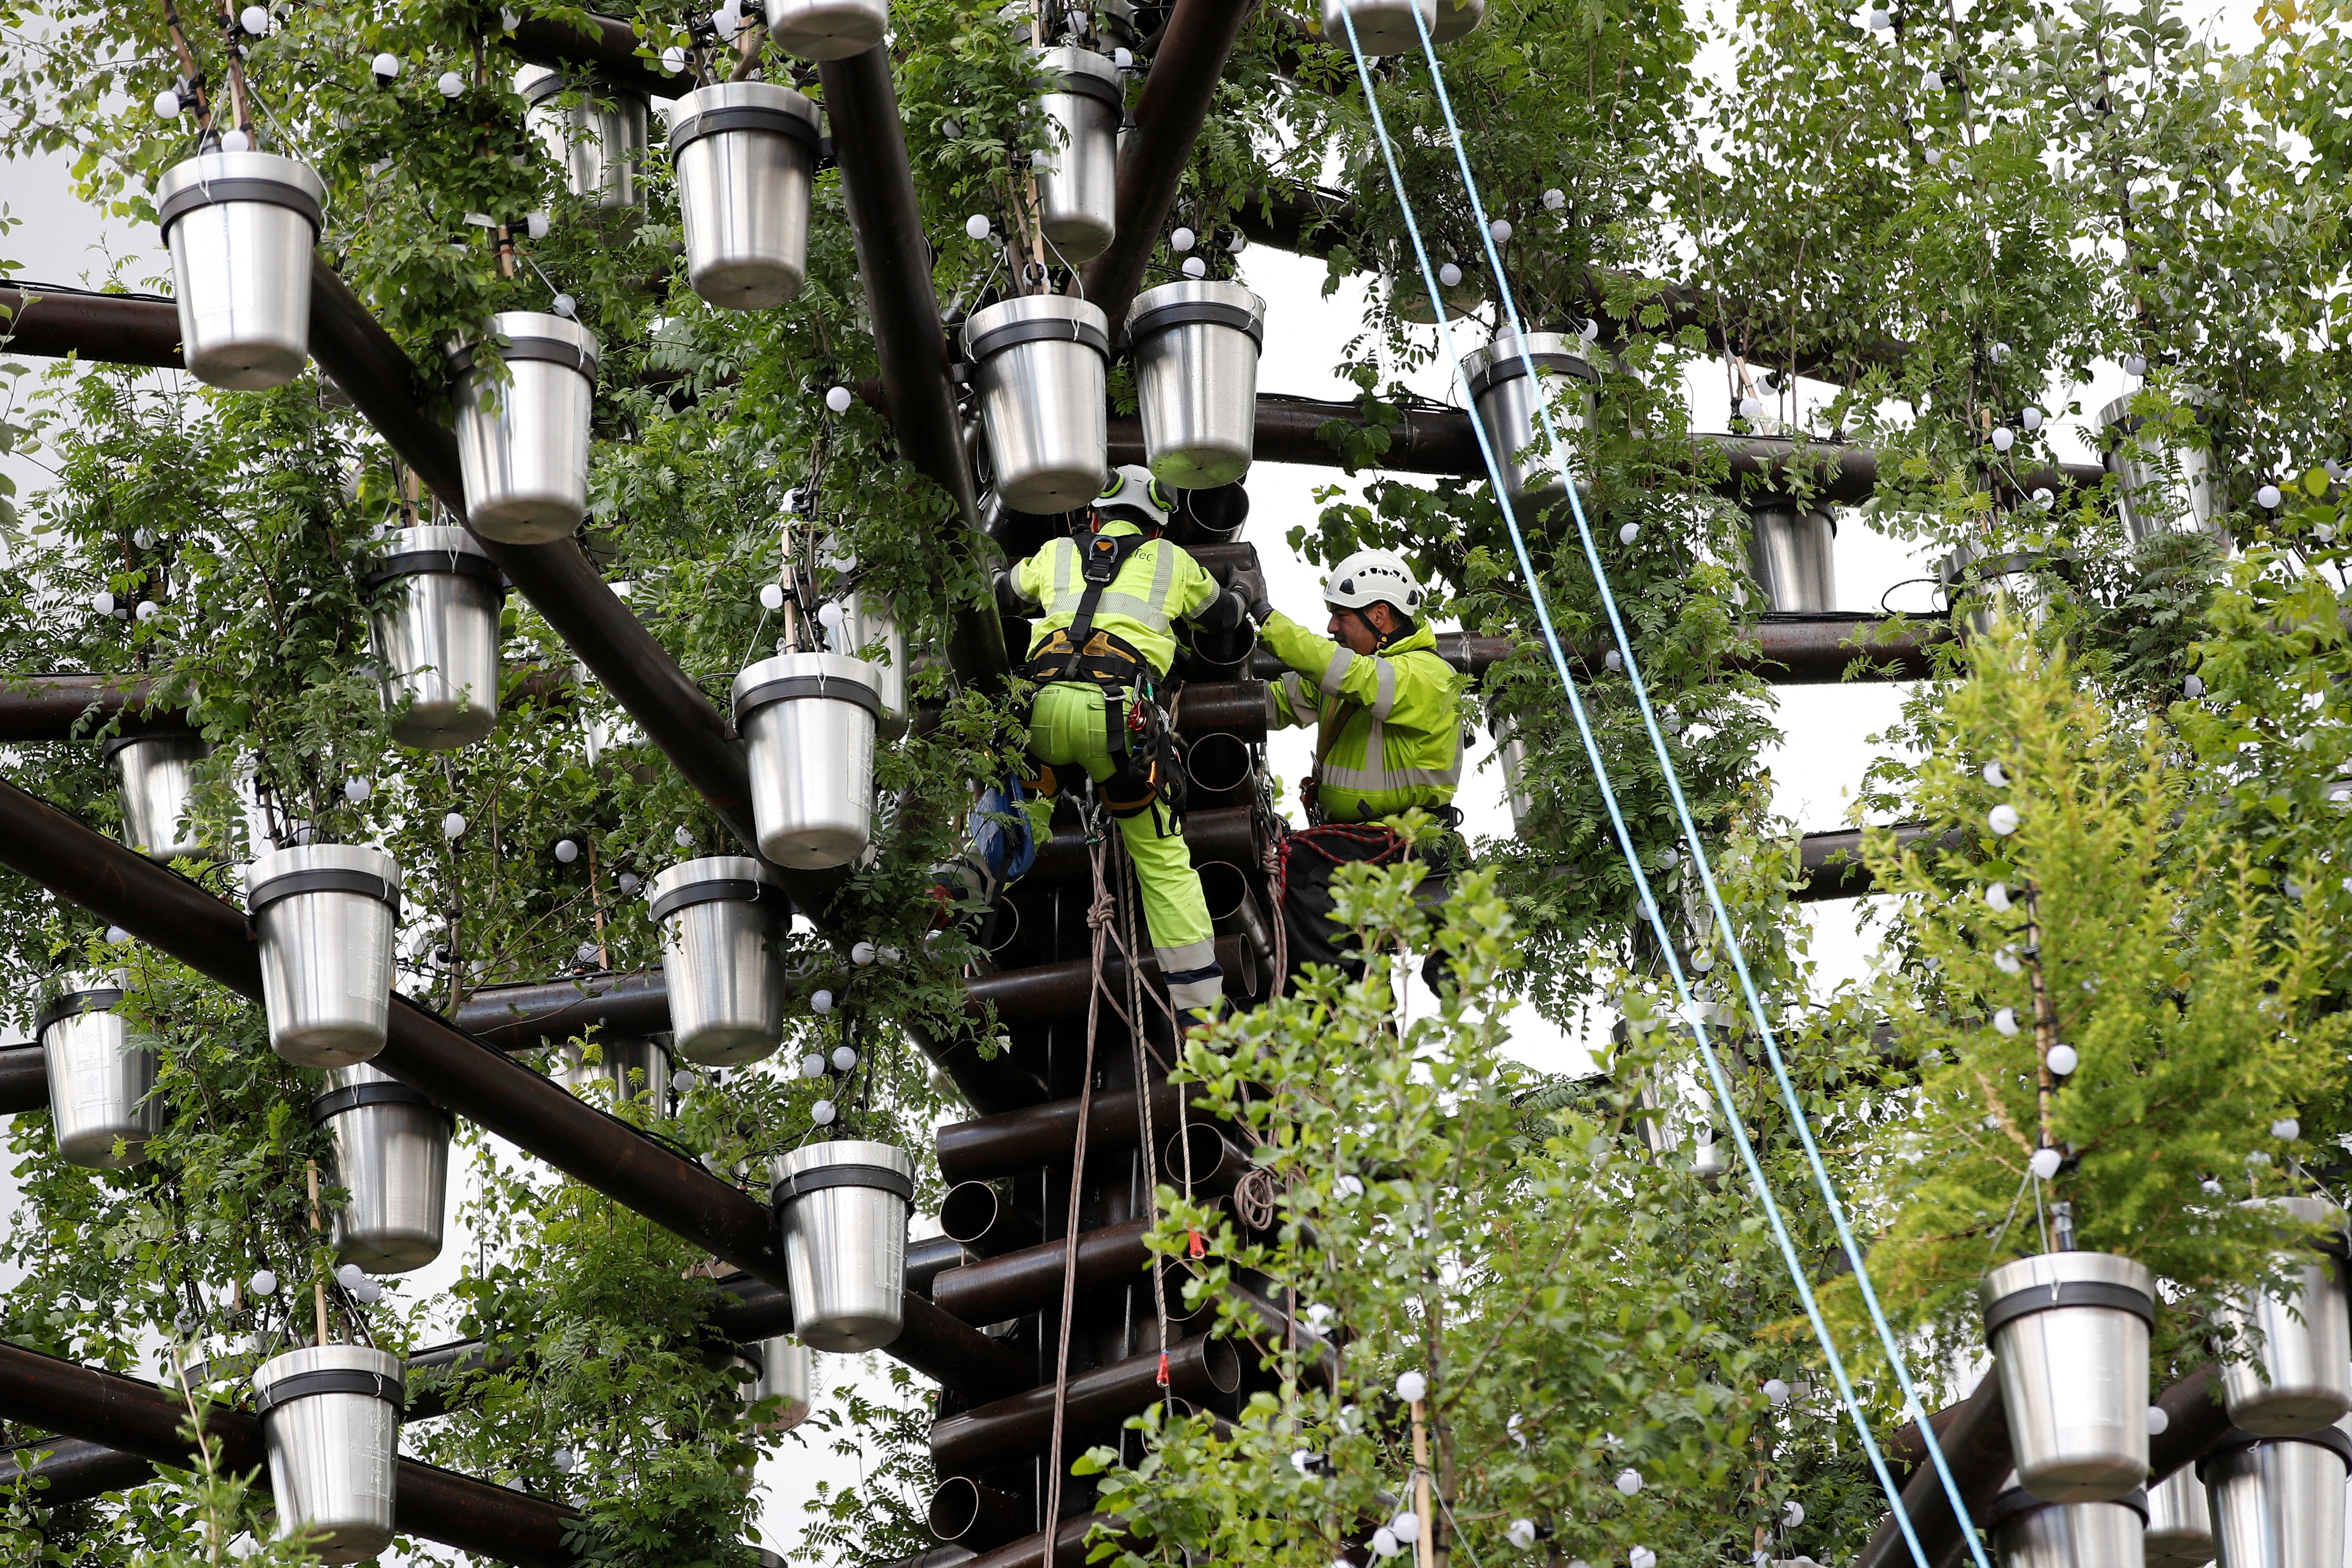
[1262,612,1468,822]
[1007,521,1221,679]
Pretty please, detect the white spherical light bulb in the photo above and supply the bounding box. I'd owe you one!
[1508,1520,1538,1551]
[832,1045,859,1071]
[554,838,579,863]
[525,211,550,240]
[965,214,992,240]
[344,778,370,804]
[811,1098,837,1126]
[1394,1369,1428,1403]
[759,582,786,611]
[2123,352,2147,376]
[2183,674,2205,698]
[2046,1043,2079,1076]
[1390,1514,1420,1544]
[217,128,251,152]
[550,293,577,319]
[2272,1117,2301,1141]
[800,1053,825,1079]
[1988,803,2020,836]
[134,599,159,621]
[1438,262,1462,288]
[1170,225,1196,252]
[105,925,130,945]
[153,88,182,117]
[825,385,854,414]
[1982,759,2007,787]
[1618,522,1641,545]
[2021,406,2044,431]
[2029,1147,2062,1179]
[1991,427,2015,452]
[1181,256,1207,278]
[1738,394,1763,421]
[811,988,834,1014]
[1489,218,1512,243]
[240,5,269,33]
[1784,1501,1805,1527]
[248,1268,279,1297]
[660,44,688,73]
[1985,881,2012,911]
[1542,187,1566,211]
[336,1262,366,1290]
[851,941,877,966]
[670,1067,697,1092]
[437,70,465,97]
[442,811,467,839]
[1763,1376,1791,1404]
[92,590,115,615]
[1923,146,1942,165]
[1372,1529,1402,1559]
[371,51,400,80]
[1923,69,1942,89]
[1993,1007,2021,1036]
[2257,483,2283,509]
[1990,341,2012,364]
[674,825,696,848]
[2146,1404,2170,1435]
[1615,1467,1643,1496]
[1631,1549,1657,1568]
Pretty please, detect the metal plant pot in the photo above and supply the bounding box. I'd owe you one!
[156,150,325,389]
[834,583,908,739]
[252,1345,403,1564]
[245,844,403,1068]
[312,1060,452,1275]
[1430,0,1486,40]
[2146,1465,2216,1568]
[748,1334,812,1431]
[38,970,159,1169]
[1988,1478,2148,1568]
[1462,328,1596,520]
[2218,1196,2352,1436]
[106,732,214,861]
[1033,48,1121,263]
[1130,280,1267,489]
[1322,0,1438,53]
[670,82,821,310]
[732,652,884,870]
[770,1140,914,1352]
[2099,392,2220,544]
[1746,498,1838,613]
[1981,1251,2156,1502]
[963,295,1110,514]
[448,311,600,544]
[2199,1425,2352,1568]
[519,68,648,207]
[767,0,888,59]
[647,857,788,1066]
[362,526,504,751]
[1493,718,1535,834]
[1941,543,2053,638]
[559,1035,672,1107]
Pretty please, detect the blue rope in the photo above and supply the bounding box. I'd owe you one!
[1397,12,1991,1564]
[1327,13,1938,1567]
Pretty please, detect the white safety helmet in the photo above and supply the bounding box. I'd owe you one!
[1323,548,1425,619]
[1093,464,1177,532]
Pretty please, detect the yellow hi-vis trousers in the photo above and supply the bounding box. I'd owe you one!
[1020,683,1225,1015]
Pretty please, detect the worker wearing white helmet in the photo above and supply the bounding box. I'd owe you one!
[997,464,1251,1030]
[1250,547,1467,825]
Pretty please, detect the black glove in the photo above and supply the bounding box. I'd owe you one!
[992,569,1031,617]
[1196,584,1250,633]
[1248,595,1277,626]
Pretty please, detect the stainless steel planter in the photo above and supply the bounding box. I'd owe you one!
[2099,392,2220,544]
[1982,1251,2156,1501]
[1462,328,1596,520]
[748,1334,813,1431]
[2200,1425,2352,1568]
[106,732,214,861]
[1941,542,2052,638]
[1322,0,1438,53]
[1988,1478,2148,1568]
[448,311,600,544]
[1033,48,1121,264]
[38,970,159,1169]
[312,1060,451,1275]
[732,653,883,870]
[964,295,1110,514]
[647,857,788,1066]
[670,82,821,310]
[520,69,648,207]
[362,526,504,750]
[245,844,402,1068]
[560,1035,672,1107]
[1493,719,1535,835]
[1130,280,1266,489]
[835,583,908,739]
[2146,1465,2216,1568]
[156,150,325,389]
[2218,1197,2352,1436]
[252,1344,404,1564]
[771,1140,913,1352]
[1746,498,1838,612]
[767,0,887,59]
[1430,0,1486,40]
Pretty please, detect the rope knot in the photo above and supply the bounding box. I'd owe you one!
[1085,891,1117,930]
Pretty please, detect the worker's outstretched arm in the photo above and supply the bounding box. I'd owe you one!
[1257,612,1457,730]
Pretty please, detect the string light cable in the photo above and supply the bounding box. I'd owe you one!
[1397,15,1992,1564]
[1326,14,1953,1568]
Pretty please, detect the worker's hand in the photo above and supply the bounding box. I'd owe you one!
[1246,594,1277,627]
[991,569,1030,617]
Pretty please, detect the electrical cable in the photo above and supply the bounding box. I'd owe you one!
[1327,15,1940,1567]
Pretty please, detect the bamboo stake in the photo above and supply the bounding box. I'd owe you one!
[1411,1399,1437,1568]
[306,1160,330,1345]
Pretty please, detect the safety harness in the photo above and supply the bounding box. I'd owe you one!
[1017,528,1187,824]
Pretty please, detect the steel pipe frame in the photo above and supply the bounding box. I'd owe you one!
[0,1340,582,1566]
[930,1335,1240,1477]
[931,1218,1154,1325]
[0,674,191,742]
[937,1083,1192,1186]
[506,10,694,99]
[965,931,1258,1030]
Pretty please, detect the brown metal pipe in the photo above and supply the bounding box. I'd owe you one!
[0,284,181,369]
[507,9,694,98]
[961,1511,1123,1568]
[454,971,674,1050]
[938,1083,1191,1186]
[930,1335,1240,1477]
[1027,803,1258,885]
[1169,679,1268,740]
[939,1180,1046,1256]
[963,932,1257,1030]
[0,1044,49,1115]
[1794,822,1954,903]
[887,1293,1038,1402]
[1160,1123,1247,1201]
[931,1219,1153,1325]
[906,1234,982,1298]
[928,1475,1033,1550]
[0,673,191,742]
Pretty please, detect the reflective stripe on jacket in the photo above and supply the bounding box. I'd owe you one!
[1262,612,1466,821]
[1007,522,1221,678]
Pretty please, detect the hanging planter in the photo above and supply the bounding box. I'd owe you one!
[38,969,160,1169]
[731,652,884,869]
[362,526,505,751]
[1939,543,2057,637]
[1744,497,1838,613]
[105,732,214,862]
[2098,391,2219,543]
[766,0,887,60]
[2145,1466,2215,1568]
[646,857,788,1066]
[2217,1196,2352,1436]
[251,1344,404,1565]
[2198,1424,2352,1568]
[1033,48,1121,264]
[1130,280,1267,489]
[1320,0,1438,54]
[311,1059,452,1275]
[519,69,648,208]
[770,1139,914,1352]
[559,1035,672,1107]
[155,149,326,389]
[963,295,1110,514]
[1493,718,1535,835]
[833,582,909,739]
[1979,1252,2155,1501]
[748,1334,813,1431]
[245,844,402,1068]
[1430,0,1486,41]
[1984,1475,2147,1568]
[1462,328,1597,521]
[669,82,822,310]
[447,311,601,544]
